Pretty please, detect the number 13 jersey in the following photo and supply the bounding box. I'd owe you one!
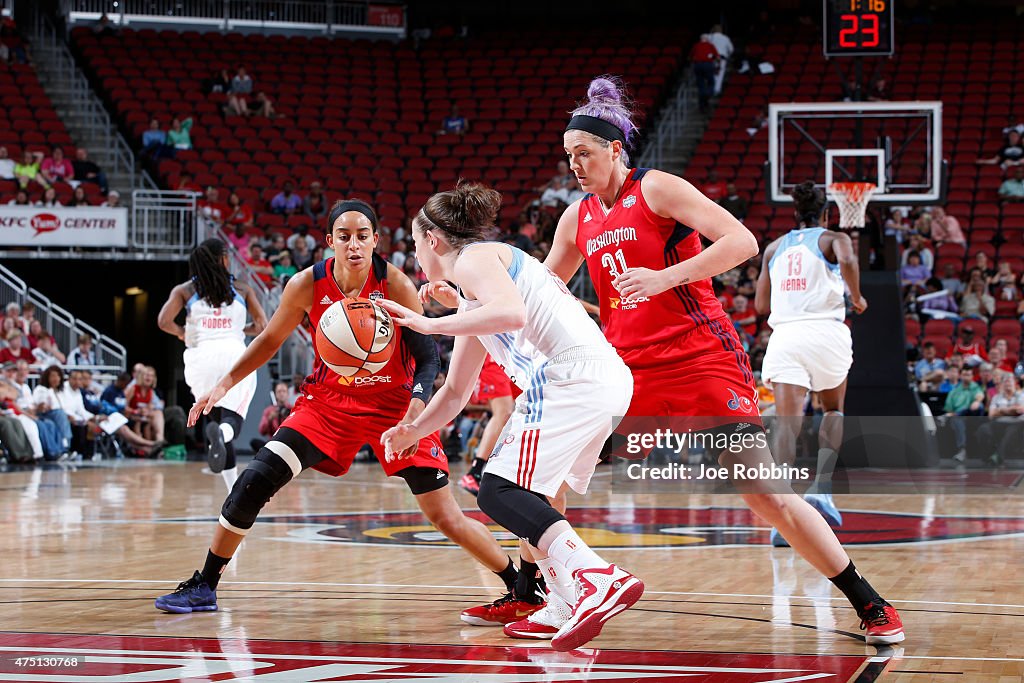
[575,168,727,352]
[766,227,845,328]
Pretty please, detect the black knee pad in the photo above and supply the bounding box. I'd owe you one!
[477,473,565,548]
[219,449,294,534]
[219,408,244,438]
[397,465,449,495]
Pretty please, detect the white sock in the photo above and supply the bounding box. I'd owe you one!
[536,557,575,603]
[545,529,610,574]
[219,423,235,443]
[221,466,238,492]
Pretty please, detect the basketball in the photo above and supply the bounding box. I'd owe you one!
[315,298,397,377]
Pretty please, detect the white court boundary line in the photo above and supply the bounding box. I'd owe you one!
[2,578,1023,611]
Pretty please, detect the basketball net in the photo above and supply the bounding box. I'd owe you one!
[829,182,877,229]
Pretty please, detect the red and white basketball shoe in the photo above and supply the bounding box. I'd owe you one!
[550,564,644,652]
[503,590,572,639]
[460,592,545,627]
[860,603,906,644]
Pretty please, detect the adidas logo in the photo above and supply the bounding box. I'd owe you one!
[583,212,592,223]
[435,469,445,479]
[413,382,423,394]
[320,295,332,305]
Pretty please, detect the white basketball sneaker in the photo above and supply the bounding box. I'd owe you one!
[503,590,572,639]
[550,564,644,652]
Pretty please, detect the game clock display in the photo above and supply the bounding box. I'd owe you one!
[823,0,895,57]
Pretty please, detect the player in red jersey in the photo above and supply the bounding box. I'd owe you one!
[519,76,903,645]
[456,352,515,496]
[153,200,541,620]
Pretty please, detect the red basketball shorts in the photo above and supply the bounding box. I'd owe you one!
[471,358,514,405]
[279,387,448,477]
[618,318,762,428]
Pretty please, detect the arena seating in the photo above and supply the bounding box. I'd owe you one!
[70,27,687,233]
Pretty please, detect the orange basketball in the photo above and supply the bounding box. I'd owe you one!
[315,298,397,377]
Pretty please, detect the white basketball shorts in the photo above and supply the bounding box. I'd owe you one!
[761,319,853,393]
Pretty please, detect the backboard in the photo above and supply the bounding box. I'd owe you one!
[767,101,945,205]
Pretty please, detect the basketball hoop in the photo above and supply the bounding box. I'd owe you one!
[829,182,877,229]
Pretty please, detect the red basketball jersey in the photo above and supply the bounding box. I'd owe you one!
[575,168,728,352]
[305,255,414,396]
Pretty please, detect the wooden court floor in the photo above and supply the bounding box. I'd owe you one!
[0,458,1022,682]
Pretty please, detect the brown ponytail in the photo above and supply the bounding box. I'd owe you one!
[415,181,502,248]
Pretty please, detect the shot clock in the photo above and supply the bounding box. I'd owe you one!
[823,0,895,57]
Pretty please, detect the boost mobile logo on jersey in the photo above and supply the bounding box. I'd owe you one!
[337,375,392,386]
[610,295,650,311]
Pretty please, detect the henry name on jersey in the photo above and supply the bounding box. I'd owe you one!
[586,225,651,309]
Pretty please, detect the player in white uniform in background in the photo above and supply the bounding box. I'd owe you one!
[380,182,642,652]
[159,238,268,491]
[755,181,867,545]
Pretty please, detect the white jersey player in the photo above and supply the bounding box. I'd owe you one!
[755,181,867,542]
[158,238,267,490]
[380,183,641,652]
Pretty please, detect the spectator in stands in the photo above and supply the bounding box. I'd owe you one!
[0,20,27,64]
[93,13,116,36]
[270,181,302,215]
[988,260,1020,301]
[31,335,65,370]
[390,240,408,269]
[961,279,996,323]
[0,330,33,364]
[901,233,934,271]
[273,249,298,284]
[166,116,193,151]
[102,190,120,208]
[689,34,718,112]
[3,302,23,334]
[977,373,1024,465]
[929,206,966,246]
[36,186,60,208]
[841,78,863,102]
[31,365,73,457]
[0,378,38,463]
[226,67,254,117]
[7,189,28,206]
[303,181,327,222]
[0,146,15,180]
[248,91,277,118]
[225,222,250,253]
[224,191,253,229]
[746,106,768,137]
[938,263,964,297]
[718,183,748,220]
[67,186,90,207]
[14,150,46,190]
[867,77,889,102]
[246,243,274,286]
[290,234,313,270]
[884,208,911,244]
[537,160,582,207]
[58,369,98,457]
[701,170,728,202]
[5,360,61,460]
[951,325,988,367]
[265,233,287,263]
[439,104,469,135]
[26,320,55,350]
[999,167,1024,202]
[251,381,292,452]
[976,130,1024,169]
[67,333,95,367]
[203,69,231,95]
[125,365,164,446]
[199,186,227,232]
[988,345,1015,373]
[72,148,108,194]
[174,172,201,193]
[900,251,931,291]
[915,341,947,392]
[40,147,74,186]
[100,371,130,414]
[286,222,316,253]
[708,24,733,95]
[919,277,959,320]
[912,211,932,240]
[729,294,758,341]
[141,119,169,160]
[942,365,985,462]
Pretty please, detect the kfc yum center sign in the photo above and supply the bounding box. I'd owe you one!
[0,207,128,247]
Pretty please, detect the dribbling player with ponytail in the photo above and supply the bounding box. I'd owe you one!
[159,238,268,491]
[538,76,904,644]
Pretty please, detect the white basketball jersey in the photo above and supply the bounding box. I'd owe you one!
[184,287,248,348]
[458,245,613,391]
[767,227,845,327]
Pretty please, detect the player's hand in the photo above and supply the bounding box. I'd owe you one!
[419,281,459,309]
[381,423,419,462]
[851,296,868,314]
[378,299,434,334]
[188,381,230,427]
[613,267,674,299]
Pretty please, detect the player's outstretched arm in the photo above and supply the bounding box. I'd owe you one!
[754,239,780,316]
[156,283,189,341]
[188,270,311,426]
[614,171,759,300]
[544,200,585,285]
[381,335,488,460]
